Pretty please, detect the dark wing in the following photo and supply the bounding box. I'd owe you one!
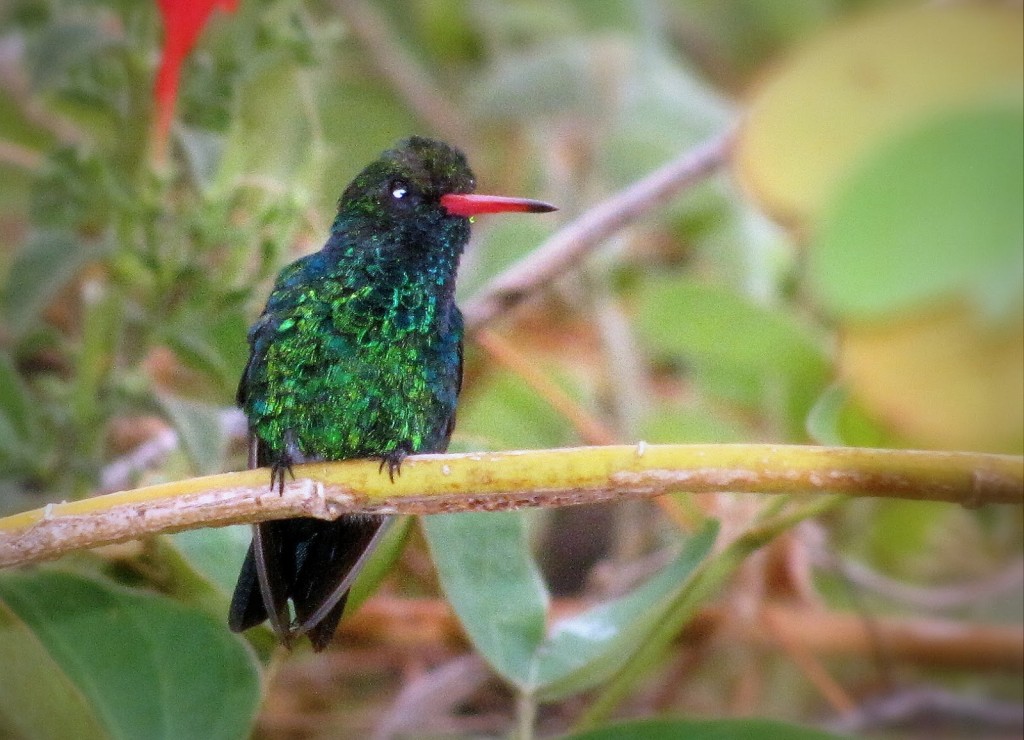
[439,335,463,449]
[228,502,294,643]
[235,312,275,408]
[229,511,390,651]
[230,299,301,642]
[291,515,391,649]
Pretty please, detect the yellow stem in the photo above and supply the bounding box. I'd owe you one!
[0,444,1019,568]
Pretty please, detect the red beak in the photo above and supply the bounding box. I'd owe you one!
[440,193,557,218]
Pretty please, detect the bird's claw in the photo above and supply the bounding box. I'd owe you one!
[379,446,410,483]
[270,462,295,494]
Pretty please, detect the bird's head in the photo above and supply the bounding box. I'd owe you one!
[336,136,555,235]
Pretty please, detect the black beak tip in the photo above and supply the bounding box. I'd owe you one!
[527,200,558,214]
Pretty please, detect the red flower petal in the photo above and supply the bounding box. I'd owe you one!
[153,0,238,161]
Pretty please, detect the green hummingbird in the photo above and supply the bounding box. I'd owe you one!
[228,136,556,650]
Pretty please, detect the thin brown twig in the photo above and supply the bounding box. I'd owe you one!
[339,596,1024,673]
[473,329,618,445]
[333,0,470,143]
[463,129,735,330]
[760,606,858,715]
[825,552,1024,611]
[0,140,43,171]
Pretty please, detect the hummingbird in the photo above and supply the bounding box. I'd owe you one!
[228,136,556,650]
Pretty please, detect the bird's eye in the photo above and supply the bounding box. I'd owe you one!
[391,183,408,200]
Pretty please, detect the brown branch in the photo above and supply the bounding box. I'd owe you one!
[0,139,43,171]
[338,596,1024,673]
[827,687,1024,735]
[462,130,735,330]
[0,445,1019,569]
[759,606,858,715]
[473,329,618,445]
[333,0,470,143]
[832,554,1024,611]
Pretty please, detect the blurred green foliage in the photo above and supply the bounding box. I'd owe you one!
[0,1,1020,738]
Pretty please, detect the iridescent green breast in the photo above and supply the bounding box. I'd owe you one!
[240,249,463,464]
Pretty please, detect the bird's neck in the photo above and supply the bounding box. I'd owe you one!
[324,217,467,337]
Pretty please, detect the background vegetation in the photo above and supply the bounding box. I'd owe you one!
[0,1,1020,738]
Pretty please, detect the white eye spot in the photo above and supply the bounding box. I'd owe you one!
[392,186,407,199]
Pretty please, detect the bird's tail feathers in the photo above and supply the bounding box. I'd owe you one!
[229,515,392,651]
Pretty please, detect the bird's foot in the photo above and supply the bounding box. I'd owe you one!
[269,461,295,494]
[268,430,307,493]
[379,445,411,483]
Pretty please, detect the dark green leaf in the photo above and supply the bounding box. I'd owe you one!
[0,601,107,740]
[3,230,100,335]
[423,511,548,685]
[154,393,226,475]
[533,520,718,700]
[0,571,260,740]
[565,717,847,740]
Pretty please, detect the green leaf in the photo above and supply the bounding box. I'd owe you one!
[169,525,253,598]
[423,511,549,685]
[154,393,226,475]
[532,520,718,700]
[459,218,556,298]
[564,717,847,740]
[316,77,418,214]
[2,230,100,335]
[861,500,954,575]
[636,279,828,380]
[634,278,831,437]
[811,105,1024,320]
[636,403,750,445]
[455,368,576,450]
[215,58,315,190]
[806,384,892,448]
[471,40,614,120]
[425,511,719,700]
[163,303,250,396]
[347,515,414,613]
[0,570,260,740]
[0,352,40,460]
[0,601,107,740]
